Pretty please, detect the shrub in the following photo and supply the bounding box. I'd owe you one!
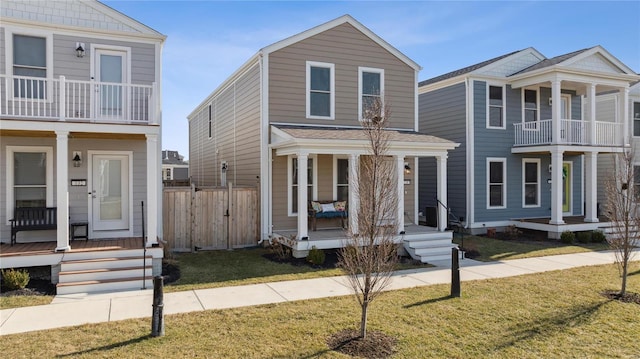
[576,231,591,244]
[504,225,522,240]
[269,237,292,261]
[560,231,575,244]
[1,268,30,290]
[591,230,607,243]
[307,246,325,266]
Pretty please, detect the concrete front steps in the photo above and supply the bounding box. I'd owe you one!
[57,249,153,295]
[403,232,456,263]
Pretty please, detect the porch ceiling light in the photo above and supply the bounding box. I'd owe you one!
[72,151,82,167]
[76,42,85,58]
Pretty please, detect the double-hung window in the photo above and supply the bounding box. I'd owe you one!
[335,158,349,201]
[488,85,505,128]
[523,159,540,207]
[290,156,315,215]
[523,89,538,129]
[306,61,334,119]
[359,67,384,121]
[13,34,47,99]
[487,158,506,208]
[6,146,53,222]
[633,102,640,137]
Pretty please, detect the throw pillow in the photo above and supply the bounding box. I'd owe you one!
[334,201,346,212]
[311,201,322,212]
[321,203,336,212]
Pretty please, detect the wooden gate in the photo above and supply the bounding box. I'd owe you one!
[163,184,258,252]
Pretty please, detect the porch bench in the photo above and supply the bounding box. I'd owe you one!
[308,201,348,231]
[9,207,58,246]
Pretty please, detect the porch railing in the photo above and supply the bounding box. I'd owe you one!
[0,74,157,124]
[513,119,623,146]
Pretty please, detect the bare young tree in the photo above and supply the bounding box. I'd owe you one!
[338,97,398,339]
[604,149,639,297]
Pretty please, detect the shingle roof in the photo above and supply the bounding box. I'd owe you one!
[274,125,455,144]
[418,49,523,87]
[509,47,592,76]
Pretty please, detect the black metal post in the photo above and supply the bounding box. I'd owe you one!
[451,247,461,297]
[141,201,147,289]
[151,276,165,337]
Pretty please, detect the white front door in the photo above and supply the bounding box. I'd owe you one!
[95,49,127,119]
[91,154,129,231]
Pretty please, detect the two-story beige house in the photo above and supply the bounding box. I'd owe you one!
[0,0,165,293]
[188,15,458,261]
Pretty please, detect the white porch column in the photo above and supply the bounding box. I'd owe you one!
[589,83,597,145]
[55,131,70,251]
[297,153,309,240]
[622,87,630,146]
[436,154,448,232]
[584,152,599,222]
[552,80,562,144]
[550,148,565,225]
[396,156,405,233]
[348,154,359,235]
[146,134,159,246]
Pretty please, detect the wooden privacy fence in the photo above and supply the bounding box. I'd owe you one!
[163,184,259,252]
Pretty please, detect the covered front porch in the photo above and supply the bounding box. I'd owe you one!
[513,216,611,239]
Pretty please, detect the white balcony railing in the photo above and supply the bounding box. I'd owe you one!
[0,74,157,124]
[514,119,623,147]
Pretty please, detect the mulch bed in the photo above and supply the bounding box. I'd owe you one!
[327,329,397,358]
[601,290,640,305]
[1,266,55,297]
[161,260,181,285]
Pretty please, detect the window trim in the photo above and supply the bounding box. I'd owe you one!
[522,88,540,125]
[486,83,506,129]
[522,158,541,208]
[287,155,318,216]
[333,156,349,201]
[633,102,640,137]
[487,157,507,209]
[358,67,385,121]
[5,146,54,225]
[306,61,335,120]
[5,27,53,102]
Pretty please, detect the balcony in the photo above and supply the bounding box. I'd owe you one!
[513,119,623,147]
[0,74,157,124]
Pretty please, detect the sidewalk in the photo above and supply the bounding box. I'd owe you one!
[0,249,635,335]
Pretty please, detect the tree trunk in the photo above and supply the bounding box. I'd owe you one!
[360,300,368,339]
[620,259,628,296]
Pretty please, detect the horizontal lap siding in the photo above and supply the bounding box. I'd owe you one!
[418,82,467,219]
[269,23,415,129]
[272,154,295,230]
[0,28,4,73]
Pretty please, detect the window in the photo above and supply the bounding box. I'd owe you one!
[335,158,349,201]
[523,89,538,126]
[633,165,640,192]
[359,67,384,121]
[6,146,53,222]
[488,85,505,128]
[290,157,315,214]
[306,61,334,119]
[523,159,540,207]
[13,34,47,99]
[633,102,640,137]
[487,158,506,208]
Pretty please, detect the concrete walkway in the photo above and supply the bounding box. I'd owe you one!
[1,249,637,336]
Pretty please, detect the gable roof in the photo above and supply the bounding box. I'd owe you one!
[510,48,590,76]
[261,14,421,71]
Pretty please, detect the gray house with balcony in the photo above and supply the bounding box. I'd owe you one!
[418,46,639,237]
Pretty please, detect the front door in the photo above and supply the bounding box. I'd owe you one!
[91,154,129,231]
[562,162,571,213]
[95,49,127,119]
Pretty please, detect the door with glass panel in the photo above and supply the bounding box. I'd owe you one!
[91,155,129,231]
[95,49,127,119]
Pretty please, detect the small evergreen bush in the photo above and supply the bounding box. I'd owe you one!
[591,230,607,243]
[1,268,30,290]
[560,231,575,244]
[307,246,325,266]
[576,231,591,244]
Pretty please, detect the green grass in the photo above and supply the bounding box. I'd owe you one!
[0,295,53,310]
[454,235,610,262]
[1,263,638,358]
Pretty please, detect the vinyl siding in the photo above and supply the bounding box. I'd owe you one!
[0,28,5,74]
[269,23,415,129]
[272,154,294,230]
[418,82,467,220]
[1,136,148,242]
[188,61,261,188]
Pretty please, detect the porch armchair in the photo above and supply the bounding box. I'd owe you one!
[308,200,348,231]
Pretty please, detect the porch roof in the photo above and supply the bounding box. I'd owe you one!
[270,125,459,156]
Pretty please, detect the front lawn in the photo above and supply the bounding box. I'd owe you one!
[2,263,638,358]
